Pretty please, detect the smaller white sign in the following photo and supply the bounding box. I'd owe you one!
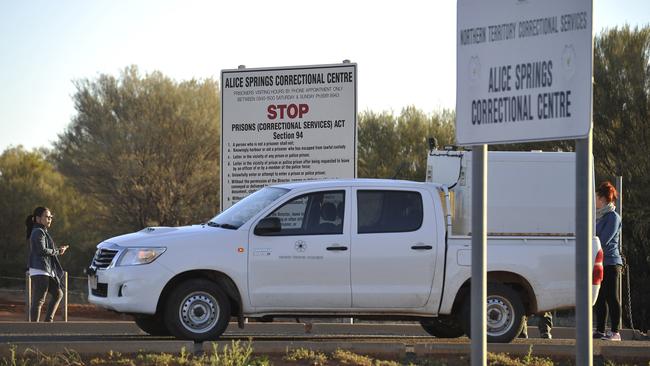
[456,0,592,145]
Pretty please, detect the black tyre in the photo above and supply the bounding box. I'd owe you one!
[164,279,231,341]
[420,316,465,338]
[460,283,525,343]
[134,314,170,336]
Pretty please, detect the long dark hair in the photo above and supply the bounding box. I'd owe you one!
[25,206,49,239]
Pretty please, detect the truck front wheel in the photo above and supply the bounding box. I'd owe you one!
[461,283,525,343]
[164,279,231,341]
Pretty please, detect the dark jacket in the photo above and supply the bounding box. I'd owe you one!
[596,211,623,266]
[28,223,64,287]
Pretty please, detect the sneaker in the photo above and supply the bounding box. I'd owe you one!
[540,332,552,339]
[601,332,621,341]
[593,331,606,339]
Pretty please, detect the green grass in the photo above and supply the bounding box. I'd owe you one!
[2,341,264,366]
[283,347,328,365]
[2,343,647,366]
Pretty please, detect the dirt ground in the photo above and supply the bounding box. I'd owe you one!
[0,298,132,321]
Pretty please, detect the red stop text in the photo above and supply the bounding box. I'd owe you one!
[267,104,309,120]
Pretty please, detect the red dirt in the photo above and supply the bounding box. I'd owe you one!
[0,299,132,321]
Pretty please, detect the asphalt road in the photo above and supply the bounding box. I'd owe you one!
[0,322,648,361]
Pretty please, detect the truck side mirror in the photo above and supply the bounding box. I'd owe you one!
[254,217,282,236]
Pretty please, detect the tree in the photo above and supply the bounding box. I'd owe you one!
[358,107,455,180]
[0,147,97,281]
[593,25,650,331]
[358,110,401,179]
[54,66,221,234]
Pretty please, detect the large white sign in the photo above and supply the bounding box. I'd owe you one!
[221,63,357,209]
[456,0,592,145]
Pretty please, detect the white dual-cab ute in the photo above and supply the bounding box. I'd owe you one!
[88,149,603,343]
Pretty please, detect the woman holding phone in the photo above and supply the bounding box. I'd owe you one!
[25,206,69,322]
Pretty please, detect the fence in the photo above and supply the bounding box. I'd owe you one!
[0,273,89,322]
[24,271,68,321]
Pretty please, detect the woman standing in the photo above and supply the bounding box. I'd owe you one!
[26,207,69,322]
[593,182,623,341]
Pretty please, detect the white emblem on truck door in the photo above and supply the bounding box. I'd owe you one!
[294,240,307,252]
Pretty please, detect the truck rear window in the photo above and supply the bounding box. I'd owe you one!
[357,190,423,233]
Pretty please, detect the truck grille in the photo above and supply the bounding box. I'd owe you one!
[92,248,119,268]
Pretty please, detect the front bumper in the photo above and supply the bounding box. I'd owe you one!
[87,261,174,315]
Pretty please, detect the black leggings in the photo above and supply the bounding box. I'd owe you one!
[594,265,622,333]
[30,275,63,322]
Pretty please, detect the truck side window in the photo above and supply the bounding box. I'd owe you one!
[357,190,423,234]
[261,190,345,236]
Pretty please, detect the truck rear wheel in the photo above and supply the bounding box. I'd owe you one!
[461,283,525,343]
[420,316,464,338]
[134,314,170,336]
[164,279,231,341]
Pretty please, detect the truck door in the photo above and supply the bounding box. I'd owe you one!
[351,188,437,308]
[248,189,351,308]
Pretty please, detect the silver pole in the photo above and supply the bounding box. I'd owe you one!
[471,144,487,366]
[615,176,623,328]
[63,271,68,322]
[575,136,593,366]
[615,176,622,216]
[25,272,31,322]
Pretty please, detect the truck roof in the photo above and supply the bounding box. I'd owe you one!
[272,178,440,191]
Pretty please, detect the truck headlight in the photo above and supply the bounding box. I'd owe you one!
[116,247,166,266]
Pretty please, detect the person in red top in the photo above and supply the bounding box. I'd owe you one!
[593,181,623,341]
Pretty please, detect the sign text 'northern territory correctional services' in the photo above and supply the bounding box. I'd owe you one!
[456,0,592,145]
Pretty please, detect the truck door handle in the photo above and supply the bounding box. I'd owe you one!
[326,246,348,251]
[411,245,433,250]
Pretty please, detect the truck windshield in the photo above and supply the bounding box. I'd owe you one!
[208,187,290,229]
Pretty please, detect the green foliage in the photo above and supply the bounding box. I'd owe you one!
[91,341,264,366]
[1,346,85,366]
[332,349,373,366]
[0,147,99,280]
[486,350,554,366]
[358,107,455,180]
[207,340,255,366]
[247,355,272,366]
[54,65,221,234]
[4,345,645,366]
[593,25,650,332]
[284,347,328,365]
[332,349,400,366]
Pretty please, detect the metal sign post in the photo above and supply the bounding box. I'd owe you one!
[575,135,593,366]
[471,144,487,366]
[615,176,623,328]
[456,2,594,363]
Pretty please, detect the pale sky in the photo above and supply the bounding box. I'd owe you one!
[0,0,648,152]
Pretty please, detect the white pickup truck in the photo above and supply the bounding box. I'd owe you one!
[88,151,603,343]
